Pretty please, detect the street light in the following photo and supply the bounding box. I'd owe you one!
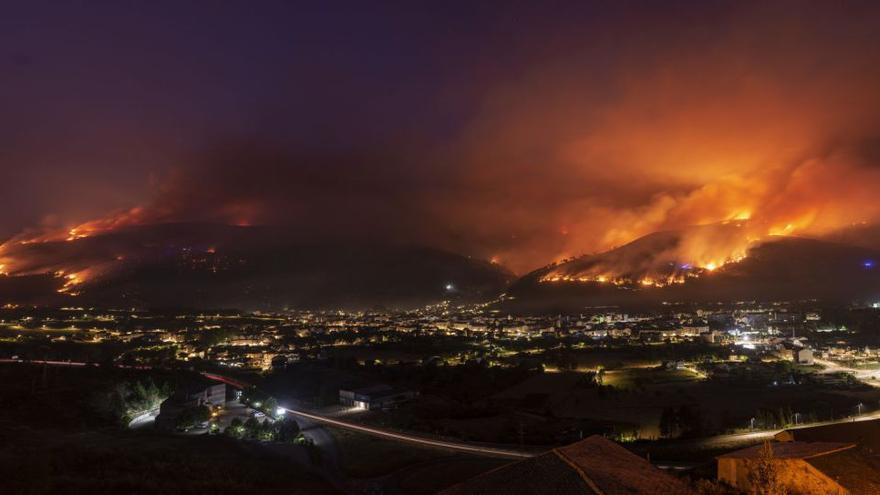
[276,407,286,417]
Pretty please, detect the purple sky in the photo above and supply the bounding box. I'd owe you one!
[4,1,880,272]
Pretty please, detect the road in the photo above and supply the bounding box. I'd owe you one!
[682,407,880,450]
[278,405,532,459]
[814,357,880,386]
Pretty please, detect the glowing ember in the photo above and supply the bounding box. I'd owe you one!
[57,271,87,296]
[66,228,89,241]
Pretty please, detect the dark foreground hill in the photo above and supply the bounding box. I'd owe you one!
[503,235,880,313]
[0,363,339,495]
[0,223,514,310]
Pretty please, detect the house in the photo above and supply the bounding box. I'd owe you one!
[440,435,693,495]
[155,378,226,430]
[794,347,814,364]
[339,384,417,410]
[717,441,880,494]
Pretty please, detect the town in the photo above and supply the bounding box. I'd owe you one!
[4,299,880,492]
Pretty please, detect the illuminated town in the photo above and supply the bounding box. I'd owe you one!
[4,297,880,492]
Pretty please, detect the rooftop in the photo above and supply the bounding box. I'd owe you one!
[718,442,855,460]
[776,418,880,452]
[440,435,692,495]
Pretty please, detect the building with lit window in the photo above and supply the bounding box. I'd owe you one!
[339,384,417,410]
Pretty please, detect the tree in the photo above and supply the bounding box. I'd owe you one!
[677,405,703,438]
[264,397,278,416]
[745,442,788,495]
[225,417,244,438]
[240,386,256,405]
[276,418,301,443]
[193,405,211,424]
[176,408,196,430]
[659,406,679,438]
[244,417,261,439]
[176,405,211,430]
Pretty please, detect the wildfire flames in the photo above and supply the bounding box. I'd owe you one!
[539,258,741,288]
[56,271,88,296]
[0,200,866,298]
[537,221,763,287]
[0,211,140,296]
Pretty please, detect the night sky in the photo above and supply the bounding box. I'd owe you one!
[4,1,880,272]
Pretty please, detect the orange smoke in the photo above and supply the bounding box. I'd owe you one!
[4,3,880,278]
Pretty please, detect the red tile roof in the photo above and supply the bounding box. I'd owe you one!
[717,441,855,460]
[440,436,693,495]
[556,436,692,495]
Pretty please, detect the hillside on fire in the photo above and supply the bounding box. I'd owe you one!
[0,223,514,310]
[504,229,880,312]
[3,221,880,311]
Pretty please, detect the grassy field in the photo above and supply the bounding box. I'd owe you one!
[602,368,702,389]
[393,456,511,494]
[326,425,511,492]
[327,426,452,479]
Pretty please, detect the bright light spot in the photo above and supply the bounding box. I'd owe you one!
[705,262,718,271]
[275,407,286,416]
[864,260,875,269]
[445,283,454,291]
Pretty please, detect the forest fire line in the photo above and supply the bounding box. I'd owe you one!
[539,258,739,288]
[538,222,758,287]
[0,195,866,292]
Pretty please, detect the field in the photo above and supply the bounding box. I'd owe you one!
[328,426,453,478]
[326,426,509,492]
[488,367,880,440]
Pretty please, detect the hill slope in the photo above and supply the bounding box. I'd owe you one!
[504,234,880,312]
[0,223,514,310]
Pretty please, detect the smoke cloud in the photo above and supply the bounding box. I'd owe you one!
[4,2,880,274]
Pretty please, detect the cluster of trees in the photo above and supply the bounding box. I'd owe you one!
[224,416,304,443]
[659,404,703,439]
[239,387,279,417]
[176,405,211,430]
[575,367,607,387]
[91,377,172,425]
